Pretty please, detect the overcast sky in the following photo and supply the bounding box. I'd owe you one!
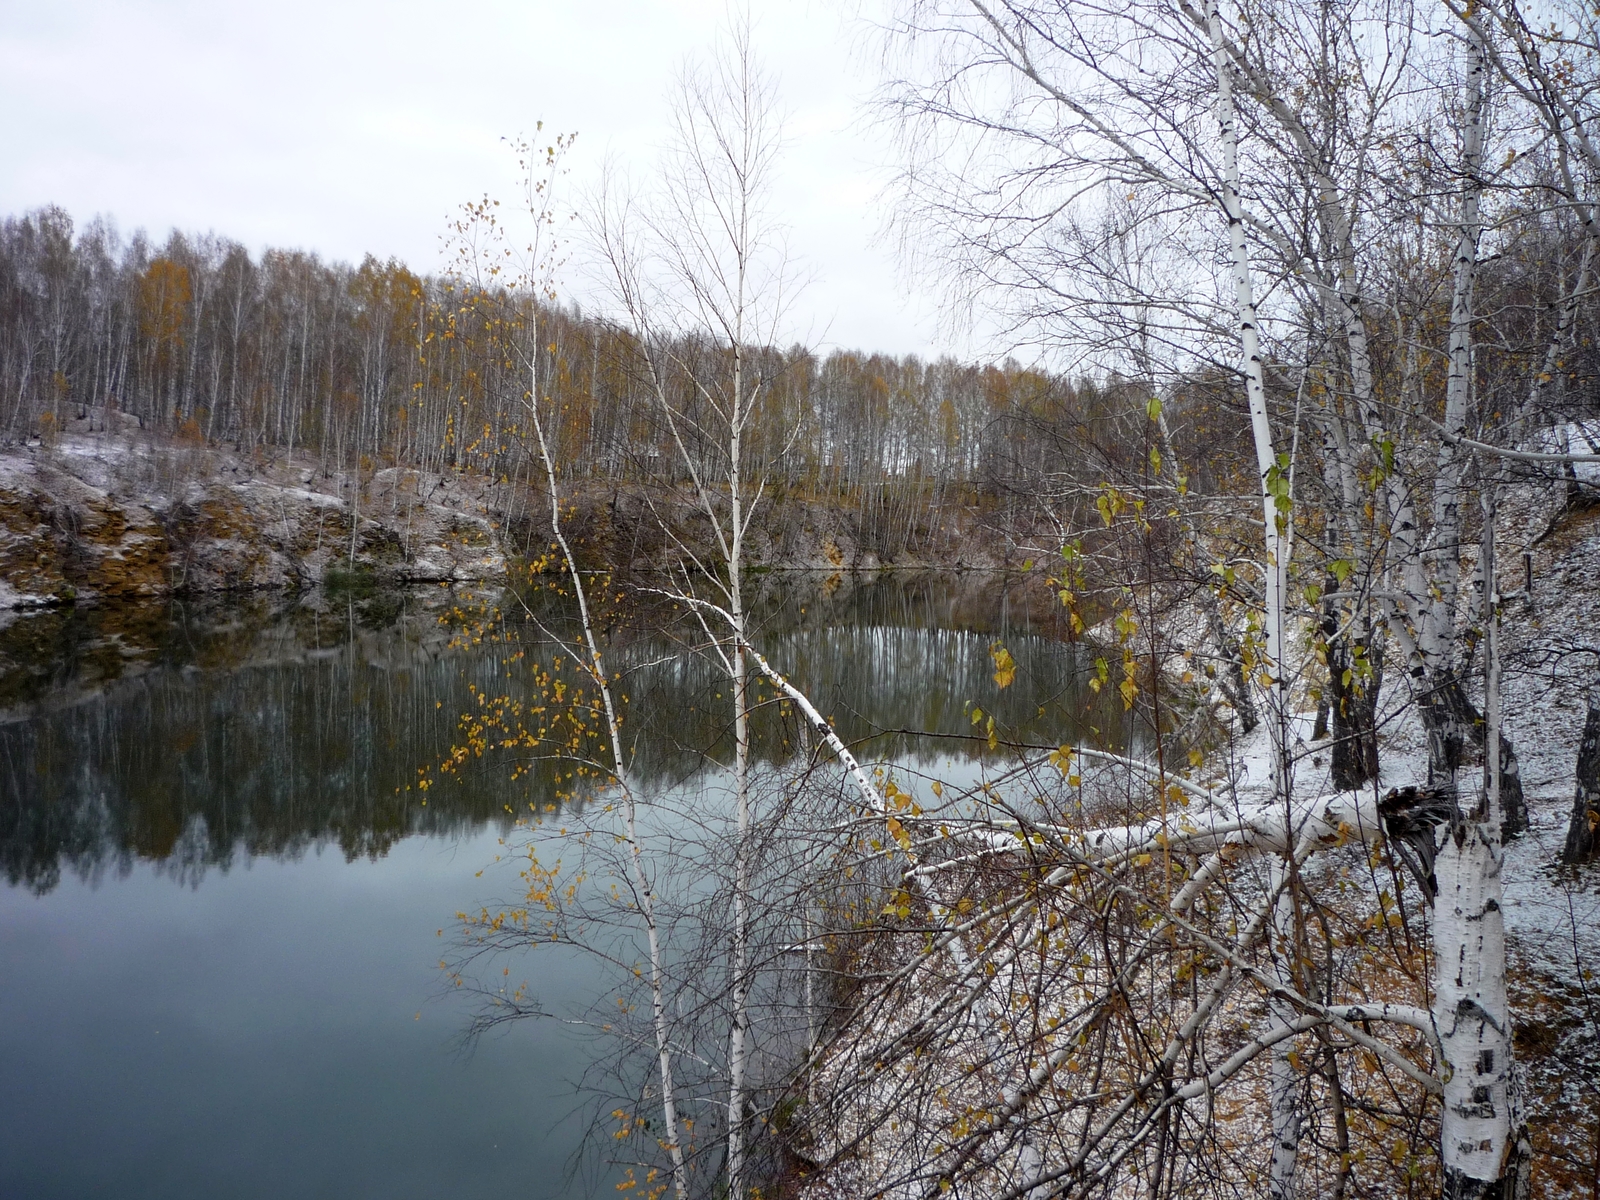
[0,0,958,358]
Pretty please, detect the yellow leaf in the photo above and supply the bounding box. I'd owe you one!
[990,642,1017,689]
[886,816,912,849]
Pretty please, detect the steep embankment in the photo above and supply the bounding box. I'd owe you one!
[0,422,1026,608]
[0,423,510,608]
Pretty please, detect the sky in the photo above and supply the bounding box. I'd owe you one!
[0,0,955,358]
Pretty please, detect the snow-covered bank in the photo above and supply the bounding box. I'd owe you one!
[786,482,1600,1199]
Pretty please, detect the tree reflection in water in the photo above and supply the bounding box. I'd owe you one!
[0,572,1133,895]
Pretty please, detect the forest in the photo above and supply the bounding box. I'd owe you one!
[0,204,1228,562]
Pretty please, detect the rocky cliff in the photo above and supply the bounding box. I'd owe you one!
[0,422,506,608]
[1,422,1031,610]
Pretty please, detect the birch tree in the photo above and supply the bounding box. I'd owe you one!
[585,20,801,1197]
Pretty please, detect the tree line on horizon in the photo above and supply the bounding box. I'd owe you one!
[0,206,1243,553]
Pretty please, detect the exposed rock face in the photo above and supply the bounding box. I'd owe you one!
[1,423,1028,609]
[0,429,506,608]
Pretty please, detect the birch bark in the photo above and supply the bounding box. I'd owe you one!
[1206,5,1299,1192]
[1420,22,1490,784]
[586,30,778,1193]
[724,268,752,1200]
[1431,490,1528,1200]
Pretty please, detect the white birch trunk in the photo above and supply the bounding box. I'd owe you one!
[1268,863,1303,1198]
[1432,491,1526,1200]
[1207,5,1298,1192]
[1079,787,1390,865]
[1206,0,1289,786]
[592,37,775,1190]
[1423,33,1526,1193]
[523,374,690,1200]
[1422,22,1489,688]
[725,330,752,1200]
[1201,0,1425,657]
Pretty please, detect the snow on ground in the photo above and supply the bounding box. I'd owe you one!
[1215,481,1600,991]
[1175,471,1600,998]
[1498,488,1600,992]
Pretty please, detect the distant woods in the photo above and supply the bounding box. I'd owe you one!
[0,206,1253,554]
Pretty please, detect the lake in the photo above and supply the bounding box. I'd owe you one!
[0,573,1124,1199]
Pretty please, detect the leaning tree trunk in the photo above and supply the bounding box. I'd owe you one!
[1562,685,1600,864]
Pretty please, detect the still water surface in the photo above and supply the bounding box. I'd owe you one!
[0,575,1118,1199]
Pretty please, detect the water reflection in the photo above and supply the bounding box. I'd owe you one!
[0,826,604,1200]
[0,574,1131,895]
[1,593,505,893]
